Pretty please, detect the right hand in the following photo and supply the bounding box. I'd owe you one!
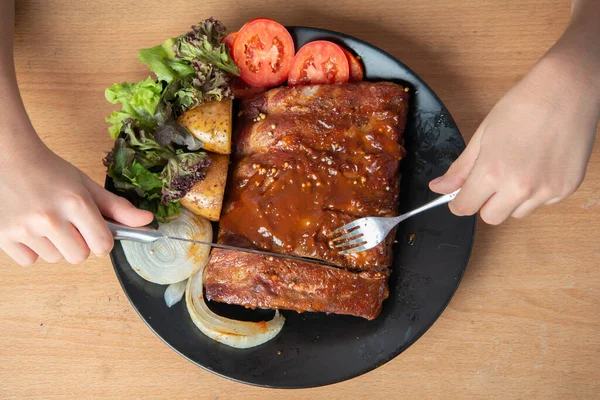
[429,55,599,224]
[0,132,154,266]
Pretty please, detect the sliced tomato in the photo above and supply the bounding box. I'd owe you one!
[222,31,238,57]
[232,19,295,88]
[287,41,350,86]
[341,47,364,82]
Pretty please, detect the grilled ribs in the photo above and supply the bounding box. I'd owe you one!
[205,249,390,320]
[205,82,409,320]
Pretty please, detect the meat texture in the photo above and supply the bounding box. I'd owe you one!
[220,82,409,269]
[205,248,390,320]
[205,82,409,319]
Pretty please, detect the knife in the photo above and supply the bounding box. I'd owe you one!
[105,218,338,267]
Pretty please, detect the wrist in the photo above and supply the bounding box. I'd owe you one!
[542,16,600,98]
[0,86,46,161]
[530,50,600,115]
[0,122,47,170]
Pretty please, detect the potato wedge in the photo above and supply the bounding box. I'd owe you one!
[180,153,229,221]
[178,99,232,155]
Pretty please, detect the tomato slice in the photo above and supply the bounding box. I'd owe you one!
[222,31,238,58]
[232,19,295,88]
[288,41,350,86]
[341,47,364,82]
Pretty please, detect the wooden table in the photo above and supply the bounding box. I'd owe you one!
[2,0,598,398]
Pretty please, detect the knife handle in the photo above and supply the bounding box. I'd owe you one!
[104,218,165,243]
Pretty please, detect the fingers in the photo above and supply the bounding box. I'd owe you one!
[1,242,38,266]
[479,191,526,225]
[513,191,556,219]
[22,236,63,263]
[84,178,154,227]
[468,183,553,224]
[1,176,153,266]
[70,212,114,257]
[45,222,90,264]
[66,189,115,257]
[3,210,90,265]
[430,126,483,194]
[448,162,496,217]
[545,197,562,206]
[430,123,553,224]
[512,198,545,219]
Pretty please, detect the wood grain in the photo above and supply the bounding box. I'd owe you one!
[2,0,599,398]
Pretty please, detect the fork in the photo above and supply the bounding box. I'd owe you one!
[331,189,461,254]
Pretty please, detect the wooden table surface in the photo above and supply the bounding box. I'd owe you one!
[2,0,599,398]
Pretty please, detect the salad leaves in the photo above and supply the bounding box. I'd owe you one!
[174,18,240,76]
[138,38,195,84]
[154,119,203,151]
[161,152,211,203]
[155,64,232,122]
[104,17,235,221]
[105,77,163,139]
[104,120,212,222]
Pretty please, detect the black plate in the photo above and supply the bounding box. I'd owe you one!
[108,27,476,388]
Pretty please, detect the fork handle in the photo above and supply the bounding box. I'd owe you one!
[105,218,165,243]
[397,189,461,222]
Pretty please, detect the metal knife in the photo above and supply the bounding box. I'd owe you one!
[105,218,338,267]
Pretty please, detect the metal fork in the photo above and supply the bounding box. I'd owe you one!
[331,189,461,254]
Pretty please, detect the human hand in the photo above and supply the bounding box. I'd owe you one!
[430,56,599,225]
[0,133,154,266]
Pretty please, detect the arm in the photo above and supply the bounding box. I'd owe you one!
[430,0,600,224]
[0,1,153,265]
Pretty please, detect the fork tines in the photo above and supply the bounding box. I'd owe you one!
[330,221,368,254]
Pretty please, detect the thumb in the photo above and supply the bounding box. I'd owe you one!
[84,178,155,227]
[429,127,483,194]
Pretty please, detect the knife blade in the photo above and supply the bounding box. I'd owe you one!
[105,217,338,267]
[167,236,338,267]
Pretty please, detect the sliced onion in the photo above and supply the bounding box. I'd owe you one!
[185,264,285,348]
[122,209,212,285]
[164,279,188,307]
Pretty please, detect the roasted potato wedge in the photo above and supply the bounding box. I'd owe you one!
[180,153,229,221]
[178,99,232,155]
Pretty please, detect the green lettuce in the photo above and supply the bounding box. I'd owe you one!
[104,120,211,222]
[154,119,203,151]
[147,199,181,223]
[104,17,236,221]
[153,62,232,127]
[123,162,163,197]
[105,77,163,139]
[138,38,195,84]
[106,18,237,140]
[104,137,164,209]
[119,117,175,166]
